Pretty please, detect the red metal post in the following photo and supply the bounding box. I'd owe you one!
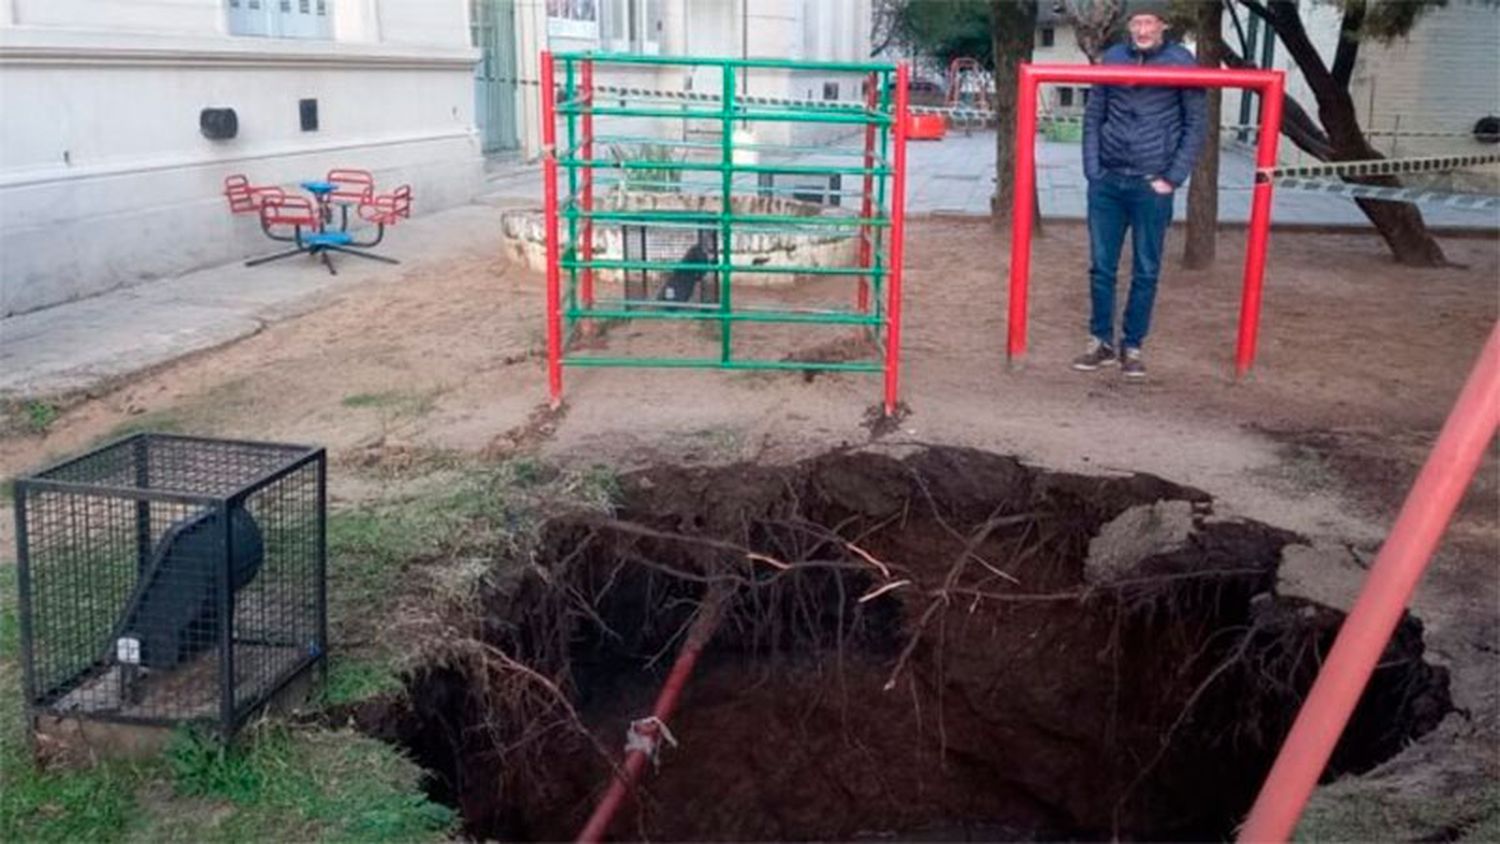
[882,63,910,416]
[1239,322,1500,843]
[542,52,563,407]
[1006,64,1038,361]
[581,58,595,309]
[1237,73,1285,377]
[857,72,877,314]
[576,601,723,843]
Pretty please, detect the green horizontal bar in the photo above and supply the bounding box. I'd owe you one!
[591,133,879,158]
[562,208,890,228]
[565,307,882,325]
[557,105,891,125]
[582,177,875,200]
[561,259,886,276]
[554,52,897,73]
[559,157,891,177]
[564,356,885,372]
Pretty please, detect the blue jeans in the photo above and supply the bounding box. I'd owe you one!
[1087,173,1175,350]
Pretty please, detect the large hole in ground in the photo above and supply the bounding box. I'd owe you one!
[358,447,1451,841]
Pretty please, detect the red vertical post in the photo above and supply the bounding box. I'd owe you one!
[883,63,910,416]
[541,52,563,407]
[858,72,877,314]
[1236,72,1285,377]
[581,58,595,309]
[1239,322,1500,843]
[1006,64,1038,362]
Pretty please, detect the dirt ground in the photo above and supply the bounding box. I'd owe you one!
[2,210,1497,836]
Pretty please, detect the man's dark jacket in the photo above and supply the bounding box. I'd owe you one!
[1082,41,1208,188]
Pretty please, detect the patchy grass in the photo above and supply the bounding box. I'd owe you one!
[315,658,405,709]
[154,726,453,843]
[23,402,60,435]
[340,390,439,419]
[327,458,619,668]
[0,399,65,440]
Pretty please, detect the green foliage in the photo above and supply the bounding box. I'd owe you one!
[163,726,454,842]
[609,143,684,193]
[1321,0,1446,43]
[316,658,404,708]
[24,402,59,435]
[1,759,146,844]
[891,0,995,69]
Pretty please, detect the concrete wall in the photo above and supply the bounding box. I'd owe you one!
[0,0,481,316]
[1347,3,1500,160]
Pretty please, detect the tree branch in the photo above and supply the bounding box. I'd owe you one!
[1331,0,1365,89]
[1221,46,1334,160]
[1236,1,1335,92]
[1225,0,1252,61]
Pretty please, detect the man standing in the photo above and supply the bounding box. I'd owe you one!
[1072,1,1207,379]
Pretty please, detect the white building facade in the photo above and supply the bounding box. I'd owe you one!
[511,0,874,157]
[0,0,874,317]
[0,0,481,316]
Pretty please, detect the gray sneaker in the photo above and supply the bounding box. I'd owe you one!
[1071,338,1117,371]
[1121,347,1147,379]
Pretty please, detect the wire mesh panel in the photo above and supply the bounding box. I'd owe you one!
[14,434,326,735]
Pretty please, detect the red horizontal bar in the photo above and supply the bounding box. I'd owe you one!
[1023,62,1280,90]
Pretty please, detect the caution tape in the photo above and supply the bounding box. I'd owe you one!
[1264,153,1500,181]
[511,75,1490,139]
[1271,176,1500,211]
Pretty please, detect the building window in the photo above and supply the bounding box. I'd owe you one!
[226,0,331,38]
[599,0,660,54]
[823,82,839,100]
[1058,87,1073,107]
[548,0,600,39]
[1040,27,1055,48]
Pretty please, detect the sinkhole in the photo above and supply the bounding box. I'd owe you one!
[355,447,1450,842]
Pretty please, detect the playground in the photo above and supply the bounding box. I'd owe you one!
[3,50,1498,844]
[4,202,1496,837]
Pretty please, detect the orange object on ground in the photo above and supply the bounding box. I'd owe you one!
[908,113,946,140]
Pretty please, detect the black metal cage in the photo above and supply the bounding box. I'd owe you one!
[13,433,326,735]
[622,224,721,306]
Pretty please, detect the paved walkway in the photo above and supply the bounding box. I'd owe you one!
[0,205,499,399]
[476,130,1500,227]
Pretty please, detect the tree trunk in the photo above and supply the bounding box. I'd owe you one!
[1183,0,1224,269]
[1242,0,1448,266]
[991,0,1038,229]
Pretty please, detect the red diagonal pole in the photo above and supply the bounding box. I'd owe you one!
[1239,322,1500,843]
[576,598,724,843]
